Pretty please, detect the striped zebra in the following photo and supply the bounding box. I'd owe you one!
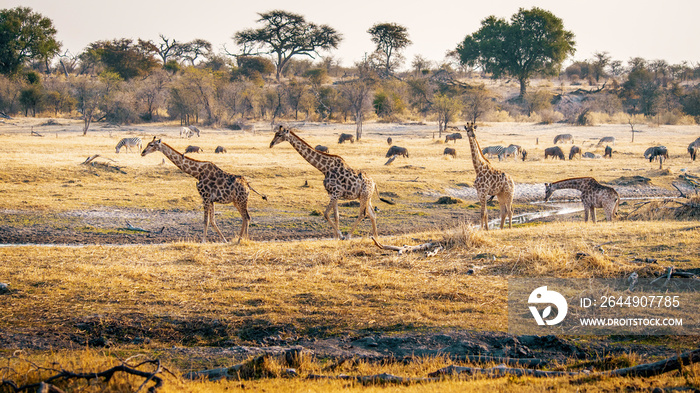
[180,125,201,138]
[115,137,142,153]
[481,145,505,160]
[501,144,524,161]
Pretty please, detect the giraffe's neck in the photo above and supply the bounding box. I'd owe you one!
[158,143,206,179]
[550,177,593,192]
[286,131,335,174]
[467,134,491,175]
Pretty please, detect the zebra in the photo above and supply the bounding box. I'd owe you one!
[501,144,524,161]
[180,125,201,138]
[482,145,505,160]
[553,134,574,144]
[115,137,142,153]
[597,136,615,146]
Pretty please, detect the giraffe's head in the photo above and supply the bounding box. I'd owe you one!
[463,122,477,138]
[543,183,553,202]
[141,137,163,156]
[269,125,290,148]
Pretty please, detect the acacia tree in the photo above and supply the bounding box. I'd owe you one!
[234,10,341,80]
[456,7,575,98]
[83,39,159,80]
[367,22,411,77]
[0,7,60,75]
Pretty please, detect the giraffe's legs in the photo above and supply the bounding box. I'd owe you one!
[208,205,228,243]
[202,203,212,243]
[367,199,378,238]
[479,193,489,230]
[324,198,343,239]
[235,203,250,244]
[590,207,597,223]
[583,206,590,222]
[348,198,366,238]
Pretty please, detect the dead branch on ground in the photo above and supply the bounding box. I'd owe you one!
[371,237,442,256]
[0,358,168,393]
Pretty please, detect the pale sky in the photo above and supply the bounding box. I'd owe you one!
[7,0,700,69]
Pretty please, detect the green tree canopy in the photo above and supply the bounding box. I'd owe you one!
[0,7,60,75]
[234,10,341,80]
[456,7,575,97]
[367,22,411,77]
[81,38,159,80]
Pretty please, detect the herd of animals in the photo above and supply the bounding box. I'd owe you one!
[112,125,700,243]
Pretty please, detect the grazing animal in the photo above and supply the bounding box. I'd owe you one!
[582,152,601,159]
[482,145,505,160]
[270,125,391,239]
[553,134,574,144]
[688,137,700,161]
[464,122,514,230]
[597,136,615,146]
[214,146,227,154]
[385,145,409,158]
[604,145,613,158]
[502,144,524,161]
[115,137,142,153]
[387,137,393,145]
[184,145,203,154]
[315,145,329,153]
[445,133,463,143]
[644,146,668,162]
[141,137,267,243]
[180,125,201,138]
[521,149,528,161]
[338,133,355,144]
[544,146,565,160]
[569,145,582,160]
[544,177,619,222]
[443,147,456,158]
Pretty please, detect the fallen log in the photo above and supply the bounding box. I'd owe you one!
[370,237,442,255]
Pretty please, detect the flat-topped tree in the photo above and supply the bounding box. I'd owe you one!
[234,10,341,81]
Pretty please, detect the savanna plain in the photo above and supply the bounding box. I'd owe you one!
[1,117,700,392]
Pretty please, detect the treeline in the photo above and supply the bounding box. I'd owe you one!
[1,7,699,137]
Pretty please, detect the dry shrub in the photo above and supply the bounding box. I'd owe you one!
[537,109,564,124]
[441,222,494,250]
[500,243,622,277]
[627,197,700,221]
[483,109,514,122]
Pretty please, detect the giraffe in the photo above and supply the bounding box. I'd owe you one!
[270,125,386,239]
[141,137,267,243]
[544,177,619,222]
[464,122,514,230]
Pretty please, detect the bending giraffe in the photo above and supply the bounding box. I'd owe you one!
[270,125,391,239]
[464,122,514,230]
[141,137,267,243]
[544,177,619,222]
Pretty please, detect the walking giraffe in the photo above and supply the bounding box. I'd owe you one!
[464,122,514,230]
[544,177,619,223]
[141,137,267,243]
[270,125,390,239]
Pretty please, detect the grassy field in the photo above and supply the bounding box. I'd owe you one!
[1,117,699,391]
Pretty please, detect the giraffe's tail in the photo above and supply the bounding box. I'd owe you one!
[374,186,395,205]
[247,182,268,201]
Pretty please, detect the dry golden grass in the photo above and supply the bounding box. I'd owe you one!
[2,118,700,391]
[4,348,700,392]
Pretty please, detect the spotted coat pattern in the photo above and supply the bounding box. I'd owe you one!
[270,125,377,239]
[141,138,266,243]
[464,122,514,230]
[544,177,619,222]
